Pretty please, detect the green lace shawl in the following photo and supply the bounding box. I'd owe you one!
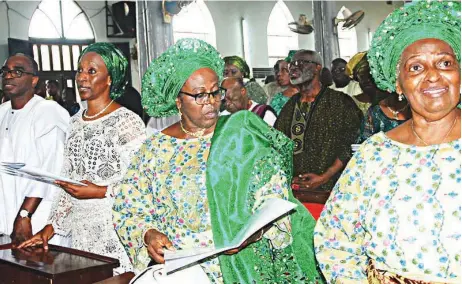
[206,111,323,283]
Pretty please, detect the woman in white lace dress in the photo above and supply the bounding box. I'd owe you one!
[19,43,146,274]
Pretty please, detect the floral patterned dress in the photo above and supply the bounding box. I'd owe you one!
[113,131,293,283]
[314,132,461,283]
[48,107,146,274]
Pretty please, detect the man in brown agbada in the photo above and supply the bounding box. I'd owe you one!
[274,50,362,192]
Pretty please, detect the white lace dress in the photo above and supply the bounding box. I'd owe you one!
[48,107,146,274]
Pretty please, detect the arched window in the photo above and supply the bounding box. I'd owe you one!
[267,0,298,67]
[336,6,358,61]
[172,0,216,47]
[29,0,94,40]
[28,0,95,102]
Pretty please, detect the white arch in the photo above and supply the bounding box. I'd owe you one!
[172,0,216,47]
[29,0,94,39]
[336,6,358,61]
[267,0,298,66]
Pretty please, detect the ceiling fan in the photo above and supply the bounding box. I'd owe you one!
[288,14,314,34]
[334,9,365,30]
[162,0,194,24]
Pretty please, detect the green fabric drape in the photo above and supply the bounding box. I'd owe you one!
[206,111,323,283]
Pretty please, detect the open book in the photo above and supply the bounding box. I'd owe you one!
[0,162,86,186]
[164,198,297,273]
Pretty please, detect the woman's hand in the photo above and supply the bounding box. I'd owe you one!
[144,229,174,264]
[224,228,265,255]
[16,224,55,250]
[55,180,106,199]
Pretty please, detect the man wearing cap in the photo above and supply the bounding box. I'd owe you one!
[274,50,362,194]
[0,53,69,244]
[330,55,371,115]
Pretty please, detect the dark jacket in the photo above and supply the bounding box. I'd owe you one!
[274,87,362,191]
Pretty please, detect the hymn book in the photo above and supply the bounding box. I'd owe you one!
[164,198,297,274]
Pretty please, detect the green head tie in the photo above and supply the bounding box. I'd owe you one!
[79,43,128,99]
[142,38,224,118]
[223,56,250,78]
[368,0,461,92]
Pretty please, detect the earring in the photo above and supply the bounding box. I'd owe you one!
[398,94,404,101]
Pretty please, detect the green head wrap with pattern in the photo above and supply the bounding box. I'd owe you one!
[79,42,128,99]
[223,55,250,78]
[142,38,224,118]
[368,0,461,92]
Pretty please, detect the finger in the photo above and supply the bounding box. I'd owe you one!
[161,236,174,251]
[299,173,314,179]
[42,236,49,250]
[17,237,42,249]
[223,248,239,255]
[147,245,165,264]
[17,239,33,249]
[154,242,165,255]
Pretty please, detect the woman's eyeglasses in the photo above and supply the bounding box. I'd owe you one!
[180,87,226,105]
[288,60,320,70]
[0,68,35,78]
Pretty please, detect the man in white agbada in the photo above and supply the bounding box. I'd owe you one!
[0,54,69,244]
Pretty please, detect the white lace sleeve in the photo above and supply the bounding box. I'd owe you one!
[47,189,73,236]
[106,110,146,198]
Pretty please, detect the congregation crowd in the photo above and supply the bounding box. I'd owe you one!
[0,1,460,283]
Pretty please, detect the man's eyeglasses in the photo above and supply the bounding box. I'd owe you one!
[180,87,226,105]
[0,68,35,78]
[288,60,320,70]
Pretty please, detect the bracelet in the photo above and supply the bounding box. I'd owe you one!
[142,228,155,247]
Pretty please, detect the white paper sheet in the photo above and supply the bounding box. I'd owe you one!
[164,198,297,273]
[0,162,87,186]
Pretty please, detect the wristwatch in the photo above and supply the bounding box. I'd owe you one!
[19,209,32,218]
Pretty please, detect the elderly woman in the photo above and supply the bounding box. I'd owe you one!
[223,55,268,104]
[19,43,146,273]
[113,39,321,283]
[314,1,461,283]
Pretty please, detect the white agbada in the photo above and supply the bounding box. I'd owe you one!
[0,95,69,240]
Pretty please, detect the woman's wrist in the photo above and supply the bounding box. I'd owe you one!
[44,224,55,238]
[98,185,108,198]
[143,228,156,246]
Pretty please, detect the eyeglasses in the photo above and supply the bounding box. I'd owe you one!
[0,68,35,78]
[288,60,320,70]
[180,87,226,105]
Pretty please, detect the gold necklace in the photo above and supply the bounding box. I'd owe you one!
[411,117,457,146]
[387,106,399,120]
[180,120,205,138]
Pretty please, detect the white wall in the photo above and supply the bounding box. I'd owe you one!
[207,0,396,68]
[0,1,140,90]
[0,0,398,85]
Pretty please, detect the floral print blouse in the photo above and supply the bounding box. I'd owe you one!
[314,132,461,284]
[113,132,293,283]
